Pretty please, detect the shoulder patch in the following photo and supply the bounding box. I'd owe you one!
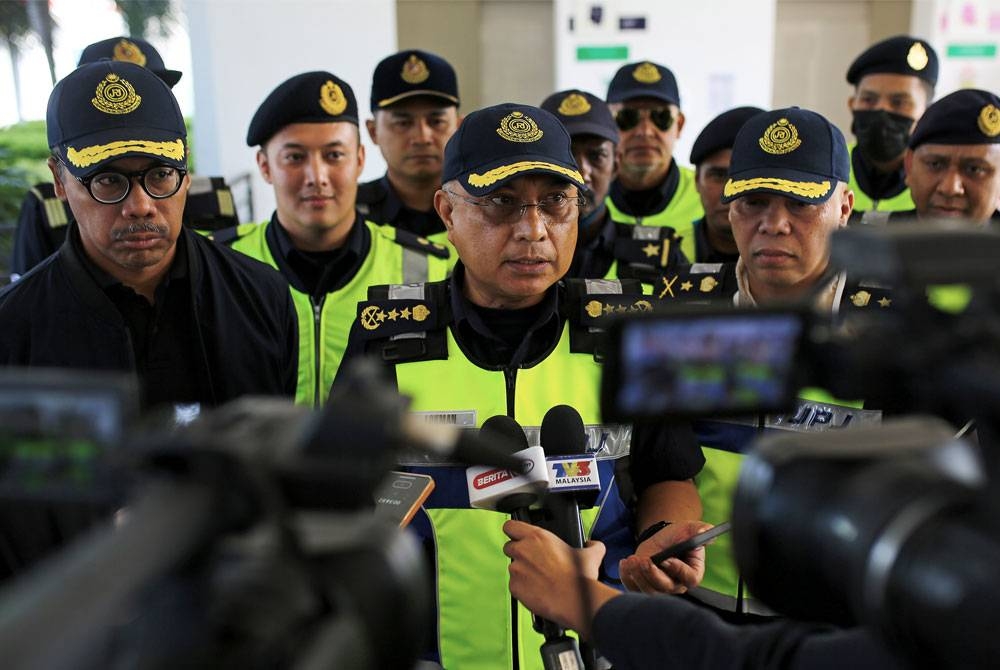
[842,277,895,311]
[390,227,451,259]
[354,297,445,340]
[652,262,737,305]
[612,223,686,270]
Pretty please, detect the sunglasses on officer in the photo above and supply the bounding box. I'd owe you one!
[614,107,674,132]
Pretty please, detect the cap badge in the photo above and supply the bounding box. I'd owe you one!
[497,111,544,143]
[557,93,591,116]
[907,42,929,71]
[319,80,348,116]
[401,54,430,84]
[759,117,801,155]
[112,39,147,67]
[92,73,141,115]
[978,104,1000,137]
[633,62,661,84]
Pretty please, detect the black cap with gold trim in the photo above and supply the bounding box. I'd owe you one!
[46,61,186,179]
[846,35,938,87]
[78,36,182,88]
[247,71,358,147]
[540,89,619,145]
[721,107,849,204]
[370,49,459,112]
[606,61,680,106]
[909,88,1000,148]
[442,103,585,197]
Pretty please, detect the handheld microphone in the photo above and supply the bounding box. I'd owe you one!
[540,405,599,550]
[466,416,547,518]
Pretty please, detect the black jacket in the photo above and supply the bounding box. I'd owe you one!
[0,225,298,406]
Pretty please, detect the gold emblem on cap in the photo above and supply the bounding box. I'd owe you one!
[319,80,348,116]
[497,111,544,143]
[850,290,872,307]
[92,73,141,115]
[557,93,591,116]
[978,104,1000,137]
[759,118,801,155]
[401,54,430,84]
[907,42,929,71]
[112,39,147,67]
[633,62,661,84]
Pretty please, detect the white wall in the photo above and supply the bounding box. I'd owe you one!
[184,0,395,222]
[912,0,1000,97]
[554,0,776,169]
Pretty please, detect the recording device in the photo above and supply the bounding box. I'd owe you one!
[649,522,731,564]
[0,360,538,670]
[599,223,1000,668]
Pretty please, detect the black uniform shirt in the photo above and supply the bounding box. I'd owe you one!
[567,207,618,280]
[267,210,369,299]
[74,230,207,409]
[360,176,446,238]
[608,159,681,217]
[851,146,908,202]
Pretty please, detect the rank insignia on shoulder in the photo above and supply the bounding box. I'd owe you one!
[356,299,439,339]
[392,228,451,259]
[843,279,894,311]
[580,296,653,326]
[654,263,735,302]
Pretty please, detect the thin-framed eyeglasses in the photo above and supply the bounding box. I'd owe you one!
[442,188,586,224]
[67,162,187,204]
[614,107,674,132]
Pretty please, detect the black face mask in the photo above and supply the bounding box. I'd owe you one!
[852,109,913,164]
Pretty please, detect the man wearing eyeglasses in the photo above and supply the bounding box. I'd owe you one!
[0,61,298,409]
[335,103,704,670]
[605,61,704,263]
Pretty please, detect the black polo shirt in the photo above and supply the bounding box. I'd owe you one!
[74,229,207,409]
[267,210,369,299]
[608,159,681,217]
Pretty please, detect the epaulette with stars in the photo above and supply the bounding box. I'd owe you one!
[354,279,451,363]
[650,262,737,307]
[841,277,895,312]
[563,277,647,359]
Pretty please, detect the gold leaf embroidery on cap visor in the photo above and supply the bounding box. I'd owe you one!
[723,177,831,200]
[66,138,185,169]
[467,161,584,188]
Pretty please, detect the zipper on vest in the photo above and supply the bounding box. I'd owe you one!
[311,295,326,406]
[504,367,517,419]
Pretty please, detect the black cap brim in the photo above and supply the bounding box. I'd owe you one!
[722,167,837,204]
[156,69,183,88]
[376,90,459,108]
[560,120,619,145]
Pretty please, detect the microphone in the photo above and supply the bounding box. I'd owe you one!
[540,405,600,550]
[465,416,548,519]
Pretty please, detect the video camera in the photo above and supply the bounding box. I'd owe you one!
[600,223,1000,668]
[0,362,461,670]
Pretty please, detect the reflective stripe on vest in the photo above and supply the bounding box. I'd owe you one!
[394,325,633,670]
[847,142,915,213]
[605,165,703,261]
[228,220,450,406]
[695,388,881,614]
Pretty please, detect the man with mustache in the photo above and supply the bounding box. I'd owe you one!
[845,35,938,224]
[604,61,703,262]
[358,50,462,250]
[216,71,451,406]
[335,103,705,669]
[0,61,298,410]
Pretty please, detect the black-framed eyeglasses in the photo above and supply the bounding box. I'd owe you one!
[614,107,674,132]
[71,163,187,204]
[443,188,586,224]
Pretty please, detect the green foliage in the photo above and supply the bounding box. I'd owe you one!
[0,2,31,47]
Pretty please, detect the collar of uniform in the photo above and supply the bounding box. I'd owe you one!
[378,175,405,222]
[608,158,680,217]
[850,145,907,202]
[448,261,562,366]
[267,208,370,293]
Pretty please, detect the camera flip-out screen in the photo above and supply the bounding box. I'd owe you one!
[602,308,806,421]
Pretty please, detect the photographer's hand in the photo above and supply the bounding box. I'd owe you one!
[620,520,710,594]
